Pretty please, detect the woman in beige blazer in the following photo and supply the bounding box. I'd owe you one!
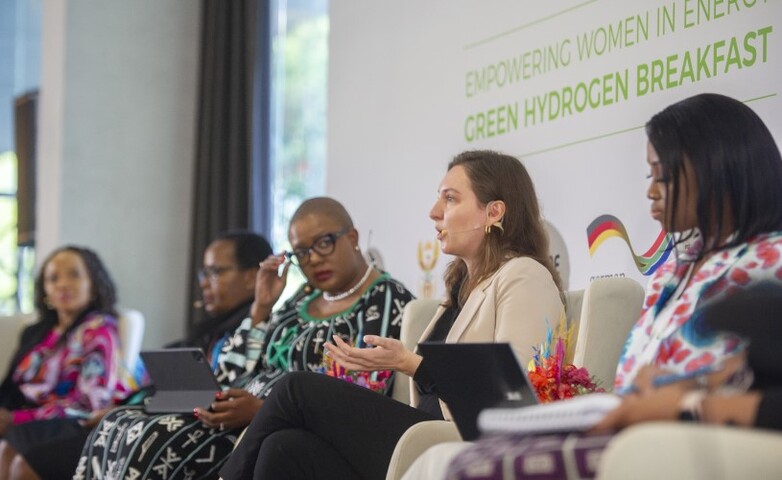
[220,150,564,480]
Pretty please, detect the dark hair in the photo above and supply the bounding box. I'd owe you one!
[34,246,118,344]
[443,150,563,306]
[646,93,782,257]
[213,230,273,270]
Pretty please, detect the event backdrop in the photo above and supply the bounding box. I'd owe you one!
[327,0,781,298]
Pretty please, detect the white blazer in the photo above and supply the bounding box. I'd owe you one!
[410,256,564,420]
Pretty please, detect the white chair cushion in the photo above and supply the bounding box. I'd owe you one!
[0,313,36,376]
[391,299,440,405]
[117,307,145,373]
[598,422,782,480]
[572,277,644,390]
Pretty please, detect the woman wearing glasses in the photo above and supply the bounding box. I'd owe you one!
[75,198,414,480]
[192,197,414,429]
[219,151,564,480]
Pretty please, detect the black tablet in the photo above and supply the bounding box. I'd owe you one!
[140,348,221,413]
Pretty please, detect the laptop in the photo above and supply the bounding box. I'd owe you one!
[140,348,222,413]
[416,342,538,440]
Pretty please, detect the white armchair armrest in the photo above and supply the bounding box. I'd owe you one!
[117,307,145,373]
[0,313,36,376]
[598,422,782,479]
[385,420,461,480]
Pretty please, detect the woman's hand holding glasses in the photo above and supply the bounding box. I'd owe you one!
[250,253,290,326]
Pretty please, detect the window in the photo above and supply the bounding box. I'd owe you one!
[0,0,41,314]
[266,0,329,299]
[0,152,23,314]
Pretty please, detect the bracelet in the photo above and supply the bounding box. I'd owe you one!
[678,390,707,422]
[695,373,709,390]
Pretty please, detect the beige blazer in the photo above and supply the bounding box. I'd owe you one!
[409,256,564,420]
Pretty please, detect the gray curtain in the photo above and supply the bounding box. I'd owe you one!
[187,0,270,331]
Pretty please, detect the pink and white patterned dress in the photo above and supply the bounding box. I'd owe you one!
[615,231,782,392]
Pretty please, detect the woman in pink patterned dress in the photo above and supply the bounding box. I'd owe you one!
[0,246,136,480]
[613,92,782,393]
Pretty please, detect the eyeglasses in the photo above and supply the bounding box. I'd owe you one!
[197,265,236,283]
[285,229,349,266]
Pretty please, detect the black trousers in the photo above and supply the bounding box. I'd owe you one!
[4,418,89,479]
[219,371,438,480]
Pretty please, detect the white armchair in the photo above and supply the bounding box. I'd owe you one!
[387,298,460,480]
[391,298,441,405]
[572,277,644,391]
[387,278,645,479]
[387,421,462,480]
[117,307,145,374]
[597,422,782,479]
[387,290,586,480]
[0,312,36,376]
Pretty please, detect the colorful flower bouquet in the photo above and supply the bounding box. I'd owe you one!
[528,317,604,403]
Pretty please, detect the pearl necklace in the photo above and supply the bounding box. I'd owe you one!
[322,264,374,302]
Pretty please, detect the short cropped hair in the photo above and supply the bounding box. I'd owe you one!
[290,197,354,231]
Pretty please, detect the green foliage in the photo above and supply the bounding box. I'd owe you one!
[270,12,329,304]
[0,151,19,314]
[278,16,328,200]
[0,150,34,314]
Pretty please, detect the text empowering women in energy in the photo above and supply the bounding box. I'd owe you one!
[464,25,771,140]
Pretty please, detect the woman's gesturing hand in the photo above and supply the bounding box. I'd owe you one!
[250,254,290,325]
[324,335,423,377]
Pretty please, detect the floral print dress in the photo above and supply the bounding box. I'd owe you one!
[615,231,782,392]
[10,312,135,424]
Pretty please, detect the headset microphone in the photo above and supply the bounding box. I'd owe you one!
[441,225,483,237]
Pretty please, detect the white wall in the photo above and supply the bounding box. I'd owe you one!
[328,0,782,297]
[38,1,201,346]
[31,0,782,345]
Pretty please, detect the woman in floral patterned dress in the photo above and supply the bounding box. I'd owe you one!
[0,246,136,480]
